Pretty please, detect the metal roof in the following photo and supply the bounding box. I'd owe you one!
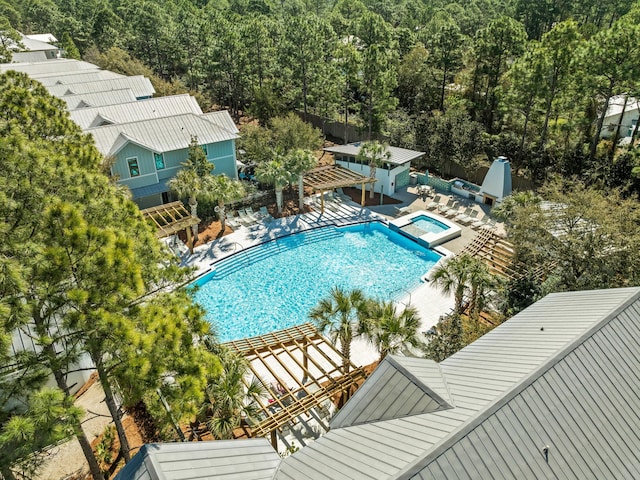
[605,95,639,118]
[32,70,124,87]
[88,112,238,156]
[60,89,138,110]
[114,439,281,480]
[18,33,58,52]
[203,111,239,134]
[330,357,452,429]
[10,51,48,63]
[323,143,425,166]
[0,59,98,74]
[24,33,58,43]
[275,287,640,479]
[46,75,155,99]
[69,95,202,129]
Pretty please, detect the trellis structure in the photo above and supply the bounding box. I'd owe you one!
[225,323,367,448]
[140,201,200,253]
[303,165,376,213]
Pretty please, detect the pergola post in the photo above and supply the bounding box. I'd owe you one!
[320,191,325,214]
[271,430,278,450]
[361,181,365,206]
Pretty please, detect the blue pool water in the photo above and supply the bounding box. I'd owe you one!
[411,215,449,234]
[192,223,442,342]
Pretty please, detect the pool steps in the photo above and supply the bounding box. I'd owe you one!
[210,227,344,279]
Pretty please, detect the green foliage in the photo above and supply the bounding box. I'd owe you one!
[60,31,79,59]
[506,181,640,291]
[363,301,423,360]
[356,140,391,198]
[269,113,323,154]
[423,314,464,363]
[0,388,82,479]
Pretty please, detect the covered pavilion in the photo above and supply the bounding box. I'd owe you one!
[141,201,200,253]
[303,165,376,213]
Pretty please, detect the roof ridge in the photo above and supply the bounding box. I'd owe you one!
[394,287,640,479]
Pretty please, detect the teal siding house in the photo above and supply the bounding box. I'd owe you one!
[89,112,239,208]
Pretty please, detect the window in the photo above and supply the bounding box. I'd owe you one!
[154,152,165,170]
[127,157,140,177]
[201,145,208,156]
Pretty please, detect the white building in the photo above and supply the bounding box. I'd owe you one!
[324,143,425,196]
[601,95,639,140]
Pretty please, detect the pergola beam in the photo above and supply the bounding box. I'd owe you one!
[303,165,376,211]
[141,201,200,252]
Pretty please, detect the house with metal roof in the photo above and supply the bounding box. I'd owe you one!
[69,94,203,129]
[115,287,640,479]
[31,69,125,87]
[324,143,425,196]
[88,112,239,208]
[601,95,639,141]
[60,89,139,110]
[46,75,155,100]
[9,33,60,63]
[0,58,98,75]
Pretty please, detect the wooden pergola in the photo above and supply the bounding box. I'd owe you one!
[225,323,367,449]
[303,165,376,213]
[140,201,200,253]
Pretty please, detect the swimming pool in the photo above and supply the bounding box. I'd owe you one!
[192,222,441,342]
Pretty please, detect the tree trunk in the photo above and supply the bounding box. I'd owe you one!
[189,196,199,241]
[369,164,376,199]
[275,187,283,214]
[589,85,614,163]
[94,358,131,463]
[298,175,305,211]
[340,336,351,374]
[218,201,227,231]
[33,309,105,480]
[610,94,628,158]
[440,69,447,112]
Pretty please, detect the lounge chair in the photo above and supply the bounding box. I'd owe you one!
[245,206,260,221]
[259,206,274,222]
[225,212,242,229]
[426,195,442,210]
[438,199,455,214]
[237,209,255,225]
[459,210,480,225]
[471,214,487,229]
[454,207,474,222]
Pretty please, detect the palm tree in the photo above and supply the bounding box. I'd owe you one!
[285,149,317,211]
[168,136,215,240]
[430,254,475,315]
[356,141,390,199]
[201,345,264,440]
[255,156,295,215]
[209,174,246,231]
[364,300,423,361]
[467,260,497,321]
[309,287,368,373]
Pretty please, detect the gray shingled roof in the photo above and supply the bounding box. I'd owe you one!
[275,287,640,479]
[88,112,238,156]
[323,143,425,165]
[60,89,138,110]
[69,95,203,129]
[0,59,98,74]
[46,75,155,99]
[114,439,280,480]
[32,70,124,87]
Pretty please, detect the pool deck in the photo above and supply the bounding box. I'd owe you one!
[177,188,501,370]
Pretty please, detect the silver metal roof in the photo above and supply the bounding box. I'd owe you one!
[60,89,138,110]
[69,95,202,129]
[203,111,240,134]
[32,70,124,87]
[18,33,58,52]
[46,75,155,99]
[323,143,425,166]
[114,439,280,480]
[276,287,640,479]
[11,51,48,63]
[0,59,98,74]
[88,112,238,156]
[330,357,452,429]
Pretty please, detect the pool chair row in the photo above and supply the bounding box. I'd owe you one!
[225,207,273,229]
[425,195,497,230]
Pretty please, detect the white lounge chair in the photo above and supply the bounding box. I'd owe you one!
[454,207,474,222]
[459,210,480,225]
[225,212,242,229]
[259,206,274,222]
[237,209,255,225]
[426,195,442,210]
